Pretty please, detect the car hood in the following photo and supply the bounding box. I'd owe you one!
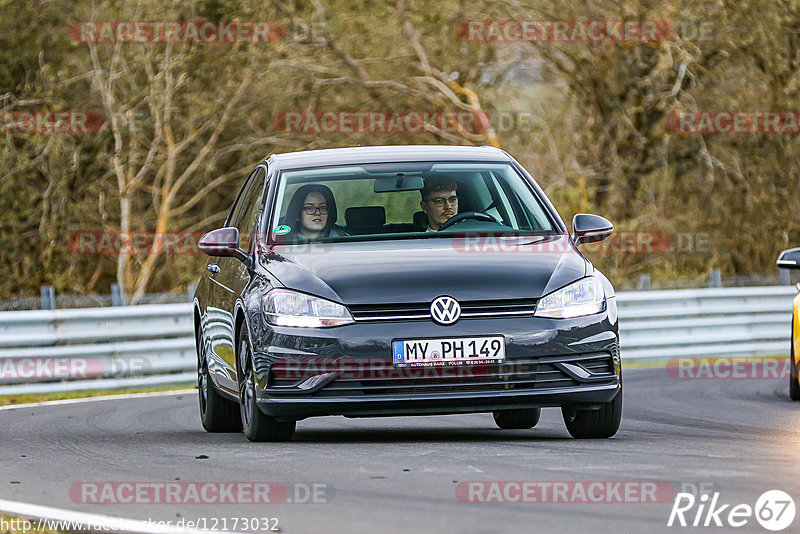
[259,235,588,305]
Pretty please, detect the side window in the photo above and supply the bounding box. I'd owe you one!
[235,167,267,251]
[225,168,259,227]
[489,174,518,228]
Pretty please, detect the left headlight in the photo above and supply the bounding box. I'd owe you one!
[264,289,355,328]
[533,277,605,319]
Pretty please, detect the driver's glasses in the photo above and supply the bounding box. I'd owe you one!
[426,195,458,207]
[303,204,328,215]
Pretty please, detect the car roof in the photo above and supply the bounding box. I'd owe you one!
[267,145,513,170]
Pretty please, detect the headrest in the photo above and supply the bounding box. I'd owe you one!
[413,211,428,230]
[345,206,386,227]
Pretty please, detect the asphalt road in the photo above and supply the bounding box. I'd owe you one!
[2,366,800,534]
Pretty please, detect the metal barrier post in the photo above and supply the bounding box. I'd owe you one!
[40,286,55,310]
[111,283,126,306]
[637,274,651,291]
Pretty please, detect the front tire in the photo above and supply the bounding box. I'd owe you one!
[237,324,296,442]
[493,408,541,429]
[197,328,242,433]
[562,389,622,439]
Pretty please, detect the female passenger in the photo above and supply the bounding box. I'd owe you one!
[280,184,348,241]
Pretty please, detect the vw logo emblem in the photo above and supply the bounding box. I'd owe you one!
[430,296,461,325]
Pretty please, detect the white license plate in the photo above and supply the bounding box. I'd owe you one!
[393,336,505,367]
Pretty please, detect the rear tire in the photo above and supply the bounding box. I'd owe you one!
[790,324,800,401]
[238,325,296,442]
[197,328,242,433]
[493,408,541,429]
[562,389,622,439]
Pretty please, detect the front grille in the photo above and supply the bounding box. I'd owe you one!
[349,298,539,322]
[268,352,616,396]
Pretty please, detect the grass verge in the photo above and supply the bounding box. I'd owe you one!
[0,386,196,407]
[623,354,790,369]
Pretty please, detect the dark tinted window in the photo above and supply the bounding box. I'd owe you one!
[235,167,267,250]
[270,162,554,243]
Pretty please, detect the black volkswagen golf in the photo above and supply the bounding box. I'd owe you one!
[194,145,621,441]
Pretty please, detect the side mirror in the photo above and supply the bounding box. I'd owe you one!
[198,227,248,262]
[572,213,613,246]
[777,247,800,270]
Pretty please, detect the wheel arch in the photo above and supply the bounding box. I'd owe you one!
[193,302,201,342]
[193,300,203,366]
[233,300,250,375]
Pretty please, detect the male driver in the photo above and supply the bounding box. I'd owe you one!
[419,180,458,231]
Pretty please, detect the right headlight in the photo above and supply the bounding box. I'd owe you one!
[264,289,355,328]
[533,277,605,319]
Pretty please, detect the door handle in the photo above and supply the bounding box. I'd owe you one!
[207,264,220,275]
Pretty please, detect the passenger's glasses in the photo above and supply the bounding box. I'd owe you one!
[303,204,328,215]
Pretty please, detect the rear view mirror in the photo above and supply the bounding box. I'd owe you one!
[572,214,613,246]
[373,174,425,193]
[198,227,248,262]
[777,248,800,269]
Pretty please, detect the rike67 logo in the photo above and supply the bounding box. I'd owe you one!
[668,490,795,531]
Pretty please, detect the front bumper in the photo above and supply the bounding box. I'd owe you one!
[250,302,621,420]
[258,383,620,419]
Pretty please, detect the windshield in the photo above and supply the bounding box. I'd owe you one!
[267,162,556,243]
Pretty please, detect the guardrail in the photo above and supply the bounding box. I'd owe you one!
[0,303,195,394]
[617,286,796,360]
[0,286,796,394]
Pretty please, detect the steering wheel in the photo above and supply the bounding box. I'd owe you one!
[438,211,500,231]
